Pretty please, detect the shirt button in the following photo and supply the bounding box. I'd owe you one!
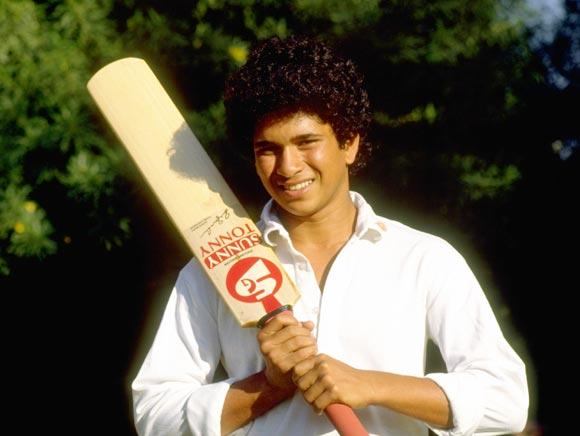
[312,308,319,315]
[298,263,307,271]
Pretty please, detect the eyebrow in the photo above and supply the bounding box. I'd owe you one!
[254,133,322,147]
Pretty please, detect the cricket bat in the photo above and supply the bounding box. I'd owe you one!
[87,57,368,436]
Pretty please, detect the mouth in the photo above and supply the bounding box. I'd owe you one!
[279,179,314,192]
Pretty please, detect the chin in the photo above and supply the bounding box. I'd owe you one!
[276,201,319,219]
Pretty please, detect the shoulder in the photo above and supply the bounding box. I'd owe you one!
[174,258,220,314]
[177,257,209,285]
[379,216,464,265]
[372,217,478,299]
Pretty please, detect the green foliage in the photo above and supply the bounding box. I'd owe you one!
[124,0,289,74]
[0,0,127,274]
[126,8,190,55]
[372,0,528,65]
[293,0,382,34]
[0,185,56,267]
[59,150,117,204]
[0,0,540,275]
[374,103,439,127]
[451,155,522,200]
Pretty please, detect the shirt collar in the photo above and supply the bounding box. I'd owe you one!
[258,200,289,246]
[258,191,387,246]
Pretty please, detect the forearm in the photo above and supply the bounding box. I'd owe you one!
[365,371,452,429]
[221,370,295,435]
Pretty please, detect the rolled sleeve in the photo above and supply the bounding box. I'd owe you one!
[184,377,240,436]
[424,372,484,435]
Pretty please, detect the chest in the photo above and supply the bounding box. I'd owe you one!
[309,246,429,374]
[293,242,346,289]
[218,239,431,378]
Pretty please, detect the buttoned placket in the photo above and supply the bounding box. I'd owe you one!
[265,233,321,335]
[315,237,358,355]
[290,249,323,338]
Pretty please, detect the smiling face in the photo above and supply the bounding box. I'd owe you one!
[253,111,359,221]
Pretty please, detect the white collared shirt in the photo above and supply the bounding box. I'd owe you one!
[132,192,528,436]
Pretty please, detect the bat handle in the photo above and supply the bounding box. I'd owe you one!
[256,304,293,328]
[325,403,368,436]
[258,307,369,435]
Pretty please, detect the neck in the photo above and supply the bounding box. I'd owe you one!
[277,192,357,248]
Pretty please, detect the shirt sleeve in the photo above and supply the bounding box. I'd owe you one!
[132,261,237,436]
[424,240,529,436]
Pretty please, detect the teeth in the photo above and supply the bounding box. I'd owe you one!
[285,180,313,191]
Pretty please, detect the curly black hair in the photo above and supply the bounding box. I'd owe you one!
[223,35,372,173]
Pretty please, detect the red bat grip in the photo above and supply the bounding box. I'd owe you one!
[258,307,369,436]
[325,403,368,436]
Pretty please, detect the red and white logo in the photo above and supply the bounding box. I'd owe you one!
[225,257,282,313]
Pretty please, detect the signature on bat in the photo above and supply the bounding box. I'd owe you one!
[197,209,231,236]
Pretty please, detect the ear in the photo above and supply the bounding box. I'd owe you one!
[344,134,360,165]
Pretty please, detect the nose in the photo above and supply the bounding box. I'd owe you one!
[276,146,302,177]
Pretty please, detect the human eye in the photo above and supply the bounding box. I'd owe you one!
[298,138,319,148]
[254,143,277,156]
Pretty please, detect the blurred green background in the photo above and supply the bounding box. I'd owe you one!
[1,0,577,434]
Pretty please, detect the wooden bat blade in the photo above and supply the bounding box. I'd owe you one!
[87,58,300,327]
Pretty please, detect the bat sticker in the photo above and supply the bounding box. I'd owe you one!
[226,257,283,313]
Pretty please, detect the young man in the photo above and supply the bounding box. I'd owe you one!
[132,36,528,435]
